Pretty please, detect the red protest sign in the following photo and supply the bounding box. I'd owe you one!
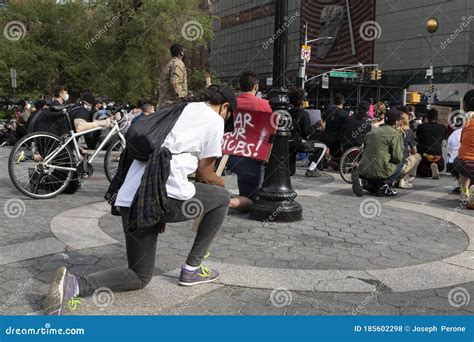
[222,110,277,162]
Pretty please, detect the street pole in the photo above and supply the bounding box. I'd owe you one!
[300,22,308,89]
[419,17,438,109]
[250,0,302,222]
[300,22,333,89]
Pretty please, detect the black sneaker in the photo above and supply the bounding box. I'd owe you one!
[305,169,321,177]
[376,184,397,197]
[351,170,364,197]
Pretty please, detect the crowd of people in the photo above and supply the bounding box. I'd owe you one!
[2,42,472,315]
[285,88,474,207]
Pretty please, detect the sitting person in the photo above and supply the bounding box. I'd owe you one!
[288,87,311,176]
[29,92,115,194]
[131,103,155,124]
[396,108,421,189]
[305,120,327,176]
[416,108,447,179]
[372,101,386,128]
[352,109,404,197]
[320,93,348,166]
[447,120,463,193]
[452,89,474,207]
[340,100,372,151]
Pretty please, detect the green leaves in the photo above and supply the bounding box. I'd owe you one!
[0,0,213,104]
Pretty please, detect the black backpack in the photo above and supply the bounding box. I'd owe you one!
[125,102,187,161]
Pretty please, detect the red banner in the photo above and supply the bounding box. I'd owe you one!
[222,110,277,162]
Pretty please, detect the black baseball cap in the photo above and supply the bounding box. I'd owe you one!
[80,92,97,106]
[208,85,237,114]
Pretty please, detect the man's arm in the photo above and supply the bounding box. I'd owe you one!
[196,157,225,187]
[74,118,112,133]
[389,133,404,164]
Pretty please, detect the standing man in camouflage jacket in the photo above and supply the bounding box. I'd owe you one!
[158,44,188,107]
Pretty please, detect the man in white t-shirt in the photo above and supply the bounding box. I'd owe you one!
[44,86,237,315]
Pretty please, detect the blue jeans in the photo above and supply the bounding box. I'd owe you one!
[386,160,405,184]
[227,156,264,201]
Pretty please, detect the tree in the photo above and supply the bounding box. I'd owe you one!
[0,0,213,104]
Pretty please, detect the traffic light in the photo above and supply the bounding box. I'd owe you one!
[429,84,435,92]
[370,69,383,81]
[370,70,376,80]
[376,69,382,80]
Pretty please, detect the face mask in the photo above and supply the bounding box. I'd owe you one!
[62,93,69,102]
[84,103,92,111]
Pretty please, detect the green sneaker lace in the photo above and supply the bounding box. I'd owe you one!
[67,297,82,311]
[197,251,212,278]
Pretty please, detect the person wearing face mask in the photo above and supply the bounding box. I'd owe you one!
[68,92,115,134]
[44,86,237,315]
[158,43,188,107]
[47,86,69,106]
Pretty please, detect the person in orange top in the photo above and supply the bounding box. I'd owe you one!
[453,89,474,206]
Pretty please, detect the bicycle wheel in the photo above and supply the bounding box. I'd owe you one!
[9,132,75,199]
[339,146,363,183]
[104,137,125,182]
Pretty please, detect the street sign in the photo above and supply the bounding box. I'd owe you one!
[266,78,272,86]
[329,71,358,78]
[10,68,17,88]
[301,45,311,61]
[322,74,329,89]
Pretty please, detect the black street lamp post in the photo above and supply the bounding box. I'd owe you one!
[250,0,302,222]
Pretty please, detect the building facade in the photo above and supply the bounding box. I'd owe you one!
[210,0,473,108]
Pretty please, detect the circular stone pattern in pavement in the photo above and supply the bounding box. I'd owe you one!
[98,191,468,271]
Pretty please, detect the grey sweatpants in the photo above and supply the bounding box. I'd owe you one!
[77,183,230,297]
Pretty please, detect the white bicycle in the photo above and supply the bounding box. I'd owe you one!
[8,104,127,199]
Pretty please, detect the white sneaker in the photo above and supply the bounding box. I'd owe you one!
[452,180,461,192]
[398,179,413,189]
[431,163,439,179]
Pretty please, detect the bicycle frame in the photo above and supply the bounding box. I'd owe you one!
[42,122,126,173]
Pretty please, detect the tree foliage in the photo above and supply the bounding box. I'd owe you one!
[0,0,213,103]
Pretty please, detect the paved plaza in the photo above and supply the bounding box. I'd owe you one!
[0,147,473,315]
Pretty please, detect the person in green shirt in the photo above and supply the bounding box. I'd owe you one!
[352,109,404,197]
